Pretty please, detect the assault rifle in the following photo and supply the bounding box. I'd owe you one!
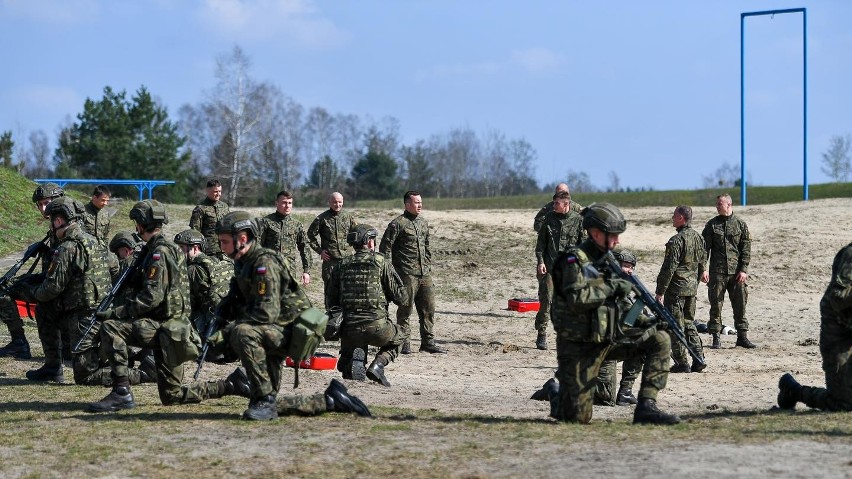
[72,244,147,353]
[193,308,221,380]
[0,234,50,295]
[602,250,705,367]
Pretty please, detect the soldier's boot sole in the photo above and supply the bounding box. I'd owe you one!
[350,348,367,381]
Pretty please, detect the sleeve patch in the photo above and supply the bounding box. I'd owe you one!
[256,266,267,275]
[147,266,158,279]
[257,280,267,295]
[152,253,161,261]
[565,256,578,264]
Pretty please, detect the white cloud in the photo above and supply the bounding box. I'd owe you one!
[416,47,563,82]
[198,0,346,49]
[0,0,99,25]
[510,47,564,74]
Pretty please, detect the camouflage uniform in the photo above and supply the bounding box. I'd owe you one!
[701,213,751,333]
[307,209,355,304]
[550,238,671,423]
[186,252,232,321]
[327,250,409,377]
[189,197,229,257]
[258,211,313,275]
[379,210,439,348]
[81,200,111,246]
[656,224,706,368]
[533,200,583,232]
[535,209,585,335]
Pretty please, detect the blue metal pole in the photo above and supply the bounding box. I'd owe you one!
[803,8,808,201]
[740,14,746,206]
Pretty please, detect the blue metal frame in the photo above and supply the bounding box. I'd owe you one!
[34,178,176,201]
[740,8,807,206]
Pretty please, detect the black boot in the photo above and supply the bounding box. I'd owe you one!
[26,364,64,383]
[325,378,372,417]
[419,342,447,354]
[633,398,680,425]
[88,385,135,412]
[710,333,721,349]
[400,340,411,355]
[530,378,558,401]
[669,363,691,373]
[736,331,757,349]
[366,356,391,387]
[0,337,31,359]
[224,367,251,398]
[777,373,802,410]
[616,387,638,406]
[242,394,278,421]
[350,347,367,381]
[535,331,548,350]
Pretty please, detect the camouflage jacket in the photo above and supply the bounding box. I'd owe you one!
[820,242,852,329]
[258,212,312,272]
[81,201,111,246]
[187,253,233,315]
[701,213,751,275]
[327,250,408,326]
[655,225,706,297]
[189,197,229,255]
[533,200,583,232]
[114,232,191,323]
[29,223,112,312]
[379,211,431,277]
[231,242,312,327]
[307,209,356,260]
[535,210,586,270]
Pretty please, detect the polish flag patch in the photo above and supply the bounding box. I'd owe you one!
[256,266,267,275]
[565,256,577,264]
[152,253,161,261]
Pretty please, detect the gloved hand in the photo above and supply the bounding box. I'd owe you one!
[609,279,633,297]
[206,330,225,347]
[95,309,117,321]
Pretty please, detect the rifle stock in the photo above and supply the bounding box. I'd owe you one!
[0,234,50,295]
[193,308,220,380]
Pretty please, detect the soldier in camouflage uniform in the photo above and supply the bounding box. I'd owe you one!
[534,191,585,350]
[328,224,410,387]
[380,190,446,354]
[307,192,356,307]
[655,205,707,373]
[81,185,112,246]
[257,190,312,286]
[778,241,852,412]
[88,200,249,413]
[173,229,233,330]
[701,193,755,349]
[189,179,229,258]
[215,211,371,420]
[533,183,583,233]
[533,203,679,425]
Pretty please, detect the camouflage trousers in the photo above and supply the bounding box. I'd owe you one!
[321,258,343,309]
[0,296,26,338]
[339,318,408,370]
[554,330,670,424]
[396,274,436,345]
[35,301,69,367]
[230,322,289,399]
[276,393,327,416]
[707,272,748,333]
[535,272,553,333]
[594,357,644,405]
[663,293,705,367]
[797,318,852,411]
[101,318,220,404]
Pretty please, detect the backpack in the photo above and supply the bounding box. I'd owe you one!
[287,306,328,388]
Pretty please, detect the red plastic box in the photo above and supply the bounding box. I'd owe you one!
[15,300,36,319]
[285,353,338,370]
[508,298,540,312]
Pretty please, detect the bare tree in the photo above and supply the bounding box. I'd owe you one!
[23,129,52,177]
[566,169,596,193]
[608,171,621,192]
[821,134,852,182]
[702,161,749,188]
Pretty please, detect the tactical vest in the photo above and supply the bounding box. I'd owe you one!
[142,237,191,322]
[252,249,312,327]
[338,252,386,323]
[189,254,233,312]
[62,232,112,311]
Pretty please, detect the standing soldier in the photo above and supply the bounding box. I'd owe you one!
[655,205,707,373]
[533,183,583,233]
[257,190,312,286]
[380,190,445,354]
[701,193,755,349]
[328,224,409,386]
[190,179,229,259]
[534,191,585,349]
[81,185,112,246]
[307,192,356,306]
[173,229,232,330]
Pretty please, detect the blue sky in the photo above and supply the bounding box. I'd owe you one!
[1,0,849,191]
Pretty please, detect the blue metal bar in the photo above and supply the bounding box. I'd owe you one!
[803,9,808,201]
[741,13,746,206]
[33,178,176,201]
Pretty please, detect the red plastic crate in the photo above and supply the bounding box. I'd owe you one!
[508,298,540,312]
[15,300,36,319]
[285,353,338,370]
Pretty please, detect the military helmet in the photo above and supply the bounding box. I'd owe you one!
[174,229,207,249]
[347,224,378,247]
[45,196,80,221]
[613,248,637,266]
[109,231,139,254]
[129,199,169,227]
[216,211,258,238]
[32,182,65,203]
[581,202,627,234]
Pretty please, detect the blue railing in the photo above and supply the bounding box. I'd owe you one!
[34,179,175,201]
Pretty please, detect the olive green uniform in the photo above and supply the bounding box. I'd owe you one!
[82,201,111,246]
[533,200,583,232]
[701,213,751,333]
[535,210,585,334]
[189,197,229,257]
[307,209,356,305]
[656,224,706,367]
[258,212,313,275]
[550,239,671,423]
[186,253,232,320]
[327,250,410,372]
[379,211,438,346]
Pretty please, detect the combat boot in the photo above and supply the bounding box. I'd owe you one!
[242,394,278,421]
[400,340,411,355]
[419,342,447,354]
[325,378,372,417]
[669,363,691,373]
[616,386,638,406]
[710,333,721,349]
[224,367,251,397]
[0,337,31,359]
[736,331,757,349]
[25,364,64,383]
[530,378,558,401]
[88,386,135,412]
[535,331,548,350]
[633,398,681,425]
[366,356,391,387]
[777,373,802,410]
[350,347,367,381]
[137,351,157,383]
[691,360,707,373]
